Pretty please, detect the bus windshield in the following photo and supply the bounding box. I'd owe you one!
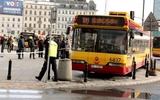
[72,28,127,54]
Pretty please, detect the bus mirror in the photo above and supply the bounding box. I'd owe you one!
[66,27,70,35]
[130,30,135,39]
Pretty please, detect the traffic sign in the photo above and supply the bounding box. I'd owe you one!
[144,12,159,31]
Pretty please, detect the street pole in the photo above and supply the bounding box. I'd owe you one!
[150,19,152,66]
[142,0,145,26]
[44,23,52,83]
[44,10,53,83]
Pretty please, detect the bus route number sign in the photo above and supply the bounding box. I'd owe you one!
[77,16,125,27]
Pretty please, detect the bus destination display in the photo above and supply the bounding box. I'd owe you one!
[77,16,125,26]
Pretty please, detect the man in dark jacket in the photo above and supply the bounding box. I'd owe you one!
[58,36,66,59]
[1,34,6,53]
[18,35,24,59]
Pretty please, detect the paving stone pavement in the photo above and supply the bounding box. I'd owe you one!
[0,50,160,89]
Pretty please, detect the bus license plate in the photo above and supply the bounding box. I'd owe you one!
[91,65,103,69]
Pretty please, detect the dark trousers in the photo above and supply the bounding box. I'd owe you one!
[1,44,5,53]
[29,47,35,58]
[38,57,58,80]
[65,51,70,58]
[38,47,43,58]
[18,48,24,59]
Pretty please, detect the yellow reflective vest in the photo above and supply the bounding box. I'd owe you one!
[49,40,58,57]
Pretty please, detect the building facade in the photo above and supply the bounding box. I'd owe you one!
[23,0,97,35]
[23,1,55,35]
[153,0,160,20]
[153,0,160,37]
[0,15,23,37]
[53,0,97,35]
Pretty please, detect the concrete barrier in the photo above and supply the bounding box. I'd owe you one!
[58,59,72,81]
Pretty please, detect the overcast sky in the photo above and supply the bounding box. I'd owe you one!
[87,0,154,23]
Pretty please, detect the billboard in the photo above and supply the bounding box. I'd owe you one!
[0,0,23,15]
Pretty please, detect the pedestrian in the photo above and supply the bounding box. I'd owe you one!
[1,34,6,53]
[28,36,35,59]
[37,37,44,58]
[7,36,13,53]
[35,36,58,82]
[58,36,66,59]
[65,39,71,58]
[17,35,24,59]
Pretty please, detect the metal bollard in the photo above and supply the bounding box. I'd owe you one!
[154,59,156,70]
[7,58,12,80]
[84,62,88,82]
[144,54,147,68]
[145,61,149,77]
[150,59,153,70]
[132,60,136,80]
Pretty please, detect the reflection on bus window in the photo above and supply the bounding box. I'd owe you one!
[72,28,127,54]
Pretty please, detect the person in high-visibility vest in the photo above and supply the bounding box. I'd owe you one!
[35,36,58,82]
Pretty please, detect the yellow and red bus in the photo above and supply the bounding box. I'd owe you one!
[152,37,160,57]
[70,11,150,75]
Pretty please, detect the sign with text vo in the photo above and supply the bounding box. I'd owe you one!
[4,1,22,7]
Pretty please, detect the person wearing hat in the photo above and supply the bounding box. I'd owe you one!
[28,36,35,59]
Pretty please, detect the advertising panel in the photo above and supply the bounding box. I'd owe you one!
[0,0,23,15]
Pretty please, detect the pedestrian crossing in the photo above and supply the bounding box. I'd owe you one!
[0,89,42,99]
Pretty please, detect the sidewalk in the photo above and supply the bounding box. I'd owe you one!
[0,50,160,89]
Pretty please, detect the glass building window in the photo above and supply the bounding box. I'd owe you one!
[39,11,41,15]
[30,11,32,15]
[18,18,20,22]
[34,11,36,15]
[25,23,27,27]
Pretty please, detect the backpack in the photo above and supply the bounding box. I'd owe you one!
[28,39,34,47]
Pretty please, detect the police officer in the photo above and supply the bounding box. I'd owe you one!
[35,36,58,82]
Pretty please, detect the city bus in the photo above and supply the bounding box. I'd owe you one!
[70,11,150,75]
[152,37,160,57]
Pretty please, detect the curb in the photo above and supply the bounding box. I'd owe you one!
[1,74,160,90]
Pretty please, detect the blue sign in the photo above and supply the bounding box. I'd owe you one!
[0,0,23,15]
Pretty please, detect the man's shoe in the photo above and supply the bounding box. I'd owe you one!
[35,76,41,81]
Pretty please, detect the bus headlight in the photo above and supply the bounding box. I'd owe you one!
[72,60,85,64]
